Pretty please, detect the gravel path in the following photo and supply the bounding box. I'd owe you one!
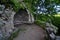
[13,24,47,40]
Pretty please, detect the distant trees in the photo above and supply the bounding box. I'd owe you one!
[24,0,60,14]
[0,0,60,14]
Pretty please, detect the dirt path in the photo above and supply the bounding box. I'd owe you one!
[13,24,47,40]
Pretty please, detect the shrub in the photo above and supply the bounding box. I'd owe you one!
[52,16,60,27]
[51,15,60,35]
[34,20,46,29]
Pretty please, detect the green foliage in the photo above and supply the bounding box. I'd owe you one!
[52,15,60,27]
[34,20,46,29]
[34,14,51,22]
[0,0,25,11]
[1,0,60,13]
[10,0,24,12]
[54,0,60,4]
[11,0,20,11]
[24,0,60,14]
[24,0,39,13]
[34,14,60,28]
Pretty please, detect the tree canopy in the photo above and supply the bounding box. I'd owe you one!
[0,0,60,14]
[23,0,60,15]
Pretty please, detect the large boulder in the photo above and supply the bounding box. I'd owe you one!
[0,4,35,40]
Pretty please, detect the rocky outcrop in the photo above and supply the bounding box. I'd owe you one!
[0,4,34,40]
[0,5,16,40]
[45,22,58,40]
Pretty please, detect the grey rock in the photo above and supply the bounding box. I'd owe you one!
[50,33,56,40]
[0,4,15,40]
[46,22,58,33]
[0,5,5,14]
[0,4,35,40]
[56,36,60,40]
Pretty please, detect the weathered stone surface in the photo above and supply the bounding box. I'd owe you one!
[0,5,5,14]
[56,36,60,40]
[0,4,34,40]
[45,21,58,40]
[0,5,16,40]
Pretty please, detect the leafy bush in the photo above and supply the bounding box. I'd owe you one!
[34,14,51,22]
[10,0,25,12]
[53,17,60,25]
[52,16,60,27]
[34,20,46,29]
[51,14,60,35]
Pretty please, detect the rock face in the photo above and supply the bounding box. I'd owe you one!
[45,22,58,40]
[0,4,34,40]
[0,5,15,40]
[56,36,60,40]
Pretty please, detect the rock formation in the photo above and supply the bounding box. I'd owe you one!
[0,4,34,40]
[0,5,15,40]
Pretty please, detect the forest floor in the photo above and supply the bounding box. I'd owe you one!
[13,24,47,40]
